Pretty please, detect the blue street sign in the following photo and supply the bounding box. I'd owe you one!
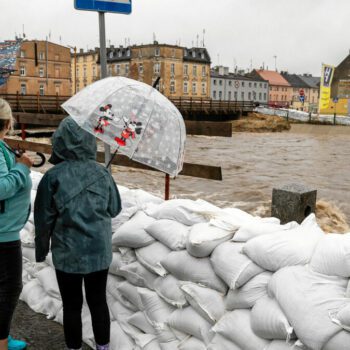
[333,97,339,103]
[75,0,132,14]
[299,95,305,103]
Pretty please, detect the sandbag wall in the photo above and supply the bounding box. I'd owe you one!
[21,172,350,350]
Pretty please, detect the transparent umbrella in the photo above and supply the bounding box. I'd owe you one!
[62,77,186,177]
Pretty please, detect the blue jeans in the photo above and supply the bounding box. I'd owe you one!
[0,240,22,340]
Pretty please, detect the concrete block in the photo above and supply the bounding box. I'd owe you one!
[271,183,317,224]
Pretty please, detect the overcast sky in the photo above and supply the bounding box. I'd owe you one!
[1,0,349,76]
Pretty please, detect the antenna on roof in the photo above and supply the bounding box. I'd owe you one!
[202,29,206,47]
[59,36,62,44]
[22,24,25,39]
[196,34,199,47]
[49,30,51,41]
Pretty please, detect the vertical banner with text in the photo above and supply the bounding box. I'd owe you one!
[319,63,335,111]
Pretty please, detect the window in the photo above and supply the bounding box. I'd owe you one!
[39,84,45,96]
[39,51,44,60]
[242,82,245,87]
[184,65,188,76]
[219,80,222,86]
[20,50,25,58]
[192,82,197,94]
[118,50,122,58]
[83,66,87,78]
[201,82,206,95]
[20,83,26,95]
[116,64,121,75]
[264,93,267,100]
[265,83,267,88]
[248,92,252,100]
[254,83,257,88]
[139,63,143,74]
[193,65,197,77]
[184,49,187,57]
[192,51,196,58]
[20,66,26,76]
[249,82,252,88]
[213,79,217,86]
[234,91,238,100]
[228,81,232,86]
[213,91,217,99]
[154,62,160,74]
[170,80,176,94]
[109,51,114,59]
[92,66,96,78]
[55,67,60,78]
[55,84,60,95]
[228,91,232,100]
[241,92,245,100]
[83,56,87,62]
[219,91,222,100]
[253,91,256,100]
[155,48,160,57]
[171,63,175,76]
[183,81,188,94]
[260,83,262,88]
[259,92,262,100]
[172,49,175,58]
[201,52,205,59]
[39,67,44,77]
[76,67,79,76]
[202,66,206,77]
[55,54,59,61]
[125,64,129,75]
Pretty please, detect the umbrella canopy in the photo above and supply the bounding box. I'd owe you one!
[62,77,186,176]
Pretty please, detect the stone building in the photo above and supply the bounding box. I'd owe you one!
[210,66,269,103]
[0,40,71,96]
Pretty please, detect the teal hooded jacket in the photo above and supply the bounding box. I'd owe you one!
[34,117,121,274]
[0,140,32,242]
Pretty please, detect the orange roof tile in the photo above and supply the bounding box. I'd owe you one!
[255,70,290,87]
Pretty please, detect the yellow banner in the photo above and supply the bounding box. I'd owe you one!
[319,64,335,111]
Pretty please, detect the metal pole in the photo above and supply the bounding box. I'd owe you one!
[98,11,111,169]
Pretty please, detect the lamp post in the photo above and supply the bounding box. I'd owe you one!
[68,46,77,94]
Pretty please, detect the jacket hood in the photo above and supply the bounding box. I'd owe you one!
[49,117,97,164]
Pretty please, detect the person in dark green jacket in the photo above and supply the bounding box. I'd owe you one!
[0,98,33,350]
[34,117,121,350]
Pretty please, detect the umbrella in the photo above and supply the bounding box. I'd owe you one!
[62,77,186,177]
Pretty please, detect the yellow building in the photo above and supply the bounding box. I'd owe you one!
[0,40,71,96]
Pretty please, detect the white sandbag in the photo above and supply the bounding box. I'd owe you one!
[109,252,134,276]
[134,334,159,349]
[266,340,294,350]
[178,337,206,350]
[330,303,350,331]
[136,242,171,276]
[128,311,156,334]
[145,199,219,226]
[145,219,189,251]
[36,266,61,300]
[207,334,242,350]
[119,261,158,290]
[166,307,213,345]
[159,341,180,350]
[186,223,234,258]
[226,271,272,310]
[22,246,36,263]
[153,275,187,308]
[251,296,294,340]
[117,281,144,311]
[112,205,139,233]
[347,280,350,298]
[110,321,135,350]
[268,265,348,350]
[112,211,156,248]
[210,241,264,289]
[20,218,35,247]
[212,309,269,350]
[143,339,161,350]
[233,220,298,242]
[180,282,225,323]
[30,170,43,191]
[107,275,138,311]
[209,207,256,231]
[137,288,176,343]
[160,251,227,294]
[23,261,48,279]
[310,233,350,277]
[243,214,324,271]
[45,253,54,268]
[323,330,350,350]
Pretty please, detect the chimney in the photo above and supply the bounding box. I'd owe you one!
[218,66,224,75]
[224,67,229,75]
[110,45,114,49]
[79,48,84,54]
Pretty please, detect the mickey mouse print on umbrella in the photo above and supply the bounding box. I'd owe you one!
[62,76,186,177]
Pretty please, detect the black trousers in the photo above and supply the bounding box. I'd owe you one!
[0,240,23,340]
[55,269,110,349]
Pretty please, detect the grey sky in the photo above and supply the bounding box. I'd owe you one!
[1,0,349,75]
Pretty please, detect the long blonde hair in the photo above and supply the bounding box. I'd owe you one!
[0,98,14,131]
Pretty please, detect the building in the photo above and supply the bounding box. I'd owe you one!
[72,48,100,94]
[211,66,269,104]
[251,70,292,108]
[298,74,320,109]
[0,40,71,96]
[105,42,211,98]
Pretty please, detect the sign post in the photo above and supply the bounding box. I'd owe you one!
[74,0,132,169]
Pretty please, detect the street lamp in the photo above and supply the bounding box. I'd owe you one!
[68,45,77,94]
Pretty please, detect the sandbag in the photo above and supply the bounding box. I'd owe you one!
[180,282,225,323]
[159,341,180,350]
[145,199,219,226]
[178,337,206,350]
[119,261,158,290]
[109,252,135,276]
[268,265,348,350]
[117,281,144,311]
[153,275,187,308]
[160,251,227,294]
[110,321,135,350]
[186,222,234,258]
[22,246,36,263]
[127,311,156,334]
[36,266,61,300]
[145,219,189,251]
[243,214,324,271]
[226,271,272,310]
[209,207,255,231]
[207,334,241,350]
[212,309,270,350]
[330,303,350,331]
[112,211,156,248]
[210,241,264,289]
[323,330,350,350]
[166,307,213,345]
[233,220,298,242]
[310,233,350,277]
[136,242,171,276]
[266,340,294,350]
[20,216,35,247]
[251,296,294,340]
[347,280,350,298]
[30,170,43,191]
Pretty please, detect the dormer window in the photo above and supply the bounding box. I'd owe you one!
[184,49,187,57]
[201,52,205,59]
[126,49,130,57]
[118,50,122,58]
[192,51,196,58]
[155,48,160,57]
[109,51,114,59]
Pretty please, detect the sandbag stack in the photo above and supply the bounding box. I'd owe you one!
[20,172,350,350]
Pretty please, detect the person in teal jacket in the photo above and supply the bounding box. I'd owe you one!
[34,116,121,350]
[0,98,33,350]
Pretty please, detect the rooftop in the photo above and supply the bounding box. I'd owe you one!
[254,70,290,87]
